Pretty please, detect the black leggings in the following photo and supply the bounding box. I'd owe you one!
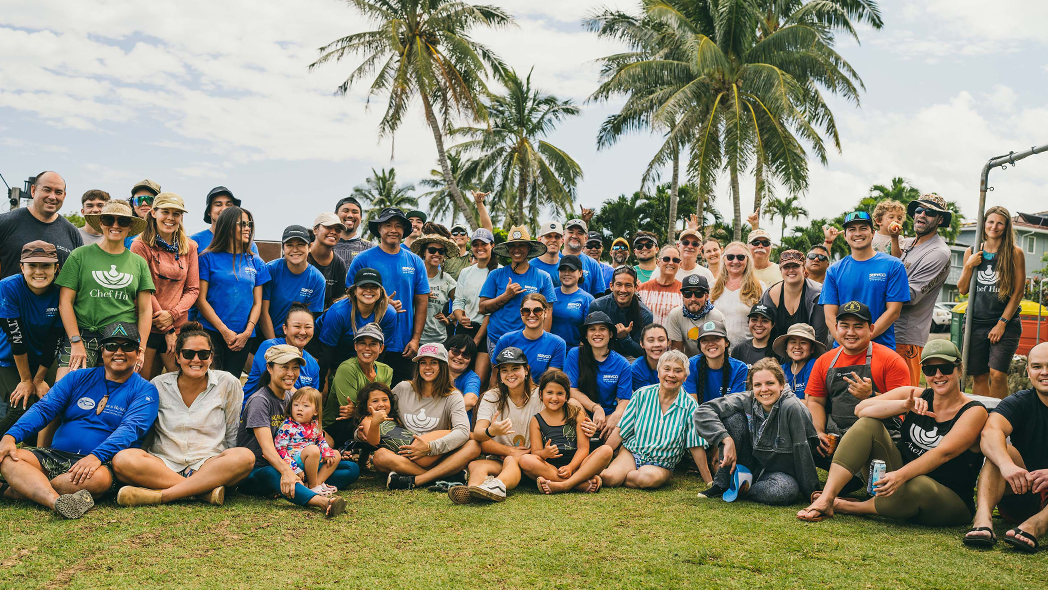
[710,413,800,505]
[206,329,251,377]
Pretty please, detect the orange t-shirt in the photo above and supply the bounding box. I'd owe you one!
[637,278,682,325]
[804,342,912,398]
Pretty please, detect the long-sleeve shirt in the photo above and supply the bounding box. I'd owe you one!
[131,239,200,332]
[6,366,159,462]
[391,381,469,455]
[589,294,653,359]
[451,264,492,325]
[145,370,243,472]
[274,418,337,474]
[894,234,951,346]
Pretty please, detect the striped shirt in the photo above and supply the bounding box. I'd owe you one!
[333,237,374,269]
[619,384,706,468]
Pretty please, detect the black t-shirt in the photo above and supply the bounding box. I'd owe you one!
[0,208,83,279]
[993,389,1048,471]
[308,251,347,310]
[731,340,774,367]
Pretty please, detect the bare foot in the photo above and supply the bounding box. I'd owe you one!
[586,476,602,493]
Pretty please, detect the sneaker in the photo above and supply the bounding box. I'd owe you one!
[697,484,727,499]
[386,472,415,491]
[196,486,225,506]
[117,486,163,507]
[310,484,333,496]
[54,489,95,519]
[469,476,507,502]
[448,485,473,505]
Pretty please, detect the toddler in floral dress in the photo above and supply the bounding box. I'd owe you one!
[274,387,340,495]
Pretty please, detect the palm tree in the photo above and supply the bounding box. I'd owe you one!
[309,0,513,230]
[419,153,484,226]
[451,68,582,228]
[353,168,418,224]
[764,195,809,243]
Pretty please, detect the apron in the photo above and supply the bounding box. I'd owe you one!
[823,343,873,434]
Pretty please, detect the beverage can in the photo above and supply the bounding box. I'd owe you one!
[868,459,887,496]
[825,433,839,454]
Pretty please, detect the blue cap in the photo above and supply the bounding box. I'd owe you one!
[471,228,495,244]
[722,465,752,502]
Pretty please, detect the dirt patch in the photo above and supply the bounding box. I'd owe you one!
[1,547,35,568]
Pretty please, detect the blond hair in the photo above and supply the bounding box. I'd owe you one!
[710,241,763,306]
[289,387,324,427]
[985,206,1019,302]
[872,200,904,228]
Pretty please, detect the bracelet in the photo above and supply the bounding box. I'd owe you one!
[485,426,492,438]
[999,316,1009,324]
[247,320,256,326]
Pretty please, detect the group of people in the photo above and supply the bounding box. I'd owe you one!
[0,172,1044,554]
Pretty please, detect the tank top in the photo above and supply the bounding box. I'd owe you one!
[770,282,808,344]
[536,413,578,466]
[897,389,984,513]
[970,252,1012,327]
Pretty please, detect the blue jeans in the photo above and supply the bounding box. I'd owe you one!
[238,460,360,506]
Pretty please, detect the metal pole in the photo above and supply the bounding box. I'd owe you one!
[1038,276,1043,345]
[961,143,1048,385]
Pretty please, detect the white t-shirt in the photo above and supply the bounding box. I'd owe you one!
[712,281,766,348]
[452,264,492,324]
[476,387,544,449]
[676,264,715,284]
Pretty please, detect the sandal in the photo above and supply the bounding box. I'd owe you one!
[796,507,833,522]
[325,496,347,518]
[962,527,997,548]
[586,476,602,494]
[1003,528,1039,553]
[536,477,553,495]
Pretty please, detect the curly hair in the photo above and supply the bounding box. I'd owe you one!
[353,382,403,427]
[872,200,904,227]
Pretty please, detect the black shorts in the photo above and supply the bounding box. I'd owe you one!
[146,331,170,353]
[15,447,118,495]
[968,320,1022,375]
[998,490,1048,525]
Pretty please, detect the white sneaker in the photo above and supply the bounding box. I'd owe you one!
[469,475,507,502]
[310,484,333,496]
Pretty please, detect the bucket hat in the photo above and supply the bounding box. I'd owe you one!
[368,207,411,238]
[907,193,952,227]
[772,323,827,359]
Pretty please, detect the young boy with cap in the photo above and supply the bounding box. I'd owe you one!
[260,226,326,339]
[731,303,776,366]
[308,213,348,310]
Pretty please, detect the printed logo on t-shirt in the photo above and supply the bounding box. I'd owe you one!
[869,272,887,282]
[601,374,619,384]
[76,397,96,410]
[404,408,438,432]
[401,266,416,275]
[907,423,940,452]
[567,302,583,311]
[92,265,133,289]
[977,267,998,286]
[536,353,552,362]
[298,287,315,298]
[45,306,58,318]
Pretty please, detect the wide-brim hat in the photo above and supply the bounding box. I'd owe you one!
[772,323,827,359]
[411,233,458,258]
[582,311,615,331]
[907,193,952,227]
[85,200,147,237]
[493,226,547,259]
[368,207,410,238]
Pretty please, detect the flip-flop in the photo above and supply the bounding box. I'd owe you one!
[796,507,833,522]
[810,490,861,504]
[1003,528,1039,553]
[536,477,553,495]
[962,527,997,548]
[586,476,602,494]
[325,496,347,518]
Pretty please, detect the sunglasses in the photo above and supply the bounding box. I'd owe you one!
[680,239,701,247]
[586,242,602,249]
[635,241,656,249]
[724,253,747,261]
[682,290,708,299]
[749,239,771,247]
[237,220,254,229]
[521,307,545,316]
[611,245,627,251]
[132,195,154,207]
[102,341,138,353]
[99,215,132,228]
[426,247,446,256]
[451,230,468,237]
[806,253,829,262]
[914,207,939,217]
[661,256,682,264]
[180,349,213,360]
[448,348,472,359]
[921,363,957,377]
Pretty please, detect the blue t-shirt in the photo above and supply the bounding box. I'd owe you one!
[0,275,61,367]
[242,338,321,398]
[782,358,816,399]
[683,355,749,402]
[455,370,482,422]
[190,229,259,256]
[493,330,566,381]
[819,252,910,348]
[630,356,660,392]
[6,367,159,462]
[550,287,594,348]
[347,247,429,352]
[529,257,562,289]
[479,265,558,343]
[595,259,615,291]
[198,252,271,335]
[577,252,609,296]
[262,259,326,336]
[315,298,398,351]
[564,347,633,414]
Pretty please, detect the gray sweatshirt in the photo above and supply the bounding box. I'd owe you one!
[391,381,470,455]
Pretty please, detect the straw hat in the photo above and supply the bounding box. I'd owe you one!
[85,200,147,237]
[771,323,827,359]
[410,233,458,258]
[493,226,547,259]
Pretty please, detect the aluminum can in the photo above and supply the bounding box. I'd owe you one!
[868,459,887,495]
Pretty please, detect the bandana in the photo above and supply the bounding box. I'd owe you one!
[682,300,714,322]
[155,235,180,260]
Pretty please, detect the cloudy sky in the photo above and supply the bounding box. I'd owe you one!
[2,0,1047,239]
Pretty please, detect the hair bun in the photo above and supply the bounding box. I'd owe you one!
[182,321,204,333]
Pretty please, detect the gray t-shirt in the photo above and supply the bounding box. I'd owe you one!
[236,387,290,467]
[664,306,726,358]
[422,270,457,344]
[476,387,544,449]
[0,207,83,279]
[895,234,951,346]
[78,226,104,246]
[391,381,470,455]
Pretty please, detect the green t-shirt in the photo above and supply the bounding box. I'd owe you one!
[324,357,393,429]
[55,244,155,332]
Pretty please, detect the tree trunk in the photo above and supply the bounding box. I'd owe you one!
[781,218,787,244]
[753,157,766,215]
[516,158,527,228]
[730,164,742,241]
[696,187,706,238]
[667,144,680,244]
[420,92,477,231]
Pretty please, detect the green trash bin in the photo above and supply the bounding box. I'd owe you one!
[950,308,964,353]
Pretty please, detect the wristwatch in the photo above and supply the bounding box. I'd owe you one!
[69,335,82,344]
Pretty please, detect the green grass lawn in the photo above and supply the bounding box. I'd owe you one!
[1,473,1044,589]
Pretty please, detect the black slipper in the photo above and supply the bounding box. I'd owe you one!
[1003,528,1039,553]
[962,527,996,547]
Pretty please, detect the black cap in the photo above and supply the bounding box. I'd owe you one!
[836,300,872,323]
[494,346,528,367]
[353,268,383,288]
[680,274,710,292]
[748,303,775,322]
[203,186,241,224]
[101,321,140,344]
[586,231,603,245]
[582,311,615,329]
[559,254,583,271]
[282,225,311,244]
[335,196,362,213]
[367,207,410,238]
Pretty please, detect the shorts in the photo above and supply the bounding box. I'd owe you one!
[968,320,1022,376]
[486,336,498,357]
[8,447,118,495]
[625,448,673,470]
[998,490,1048,525]
[895,344,922,388]
[548,450,576,469]
[57,329,104,369]
[147,331,172,353]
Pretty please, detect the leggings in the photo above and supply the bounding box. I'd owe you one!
[206,329,252,377]
[710,413,800,505]
[238,461,360,507]
[832,417,972,526]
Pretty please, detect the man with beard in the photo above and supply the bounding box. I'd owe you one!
[585,231,615,290]
[563,219,608,296]
[610,238,631,269]
[332,196,373,268]
[892,194,953,386]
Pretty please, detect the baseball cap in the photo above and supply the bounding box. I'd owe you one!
[559,255,583,271]
[314,212,346,230]
[778,249,804,267]
[565,218,588,232]
[748,303,775,322]
[335,196,362,213]
[539,221,564,237]
[405,210,427,222]
[582,311,615,330]
[494,346,528,367]
[836,300,872,323]
[353,268,383,288]
[843,211,874,229]
[451,223,469,235]
[471,228,495,244]
[680,274,709,292]
[20,240,58,264]
[131,179,161,197]
[586,231,603,246]
[265,344,305,366]
[748,229,772,244]
[698,319,728,339]
[151,192,188,213]
[101,321,140,345]
[679,228,701,241]
[921,339,962,364]
[353,322,385,345]
[722,465,753,502]
[413,342,448,363]
[281,225,311,244]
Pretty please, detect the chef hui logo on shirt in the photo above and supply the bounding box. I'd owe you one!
[92,265,133,289]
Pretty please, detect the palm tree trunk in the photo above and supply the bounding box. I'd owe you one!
[420,92,477,231]
[781,218,787,244]
[730,164,742,241]
[667,144,679,244]
[753,157,766,214]
[516,159,527,227]
[696,188,706,237]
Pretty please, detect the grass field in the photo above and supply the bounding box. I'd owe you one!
[1,471,1044,589]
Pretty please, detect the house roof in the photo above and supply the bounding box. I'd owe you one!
[960,211,1048,234]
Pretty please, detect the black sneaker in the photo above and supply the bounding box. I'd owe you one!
[386,472,415,491]
[445,469,468,485]
[697,484,727,499]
